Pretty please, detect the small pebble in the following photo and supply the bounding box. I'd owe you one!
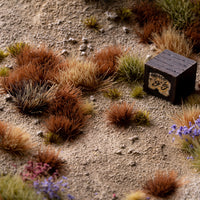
[37,131,44,137]
[120,144,126,149]
[115,150,122,155]
[0,107,4,111]
[146,54,152,61]
[61,49,69,56]
[80,51,86,56]
[68,37,77,44]
[79,44,87,51]
[34,119,41,125]
[88,44,93,51]
[99,28,105,33]
[105,11,118,20]
[129,161,137,167]
[129,136,139,143]
[5,65,13,69]
[5,94,12,102]
[82,37,88,43]
[90,95,96,101]
[122,26,129,33]
[85,172,90,176]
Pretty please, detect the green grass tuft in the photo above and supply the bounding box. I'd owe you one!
[131,85,146,98]
[0,174,43,200]
[103,88,121,100]
[83,16,100,30]
[133,110,150,125]
[0,67,10,77]
[7,42,28,57]
[0,50,8,62]
[116,7,133,21]
[117,54,145,83]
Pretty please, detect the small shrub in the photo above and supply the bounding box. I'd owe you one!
[152,26,193,57]
[106,102,135,127]
[35,146,65,175]
[59,57,100,91]
[125,191,146,200]
[117,54,144,83]
[92,45,123,78]
[116,7,133,21]
[7,81,56,115]
[103,88,121,100]
[7,42,28,57]
[0,174,44,200]
[143,170,181,198]
[156,0,195,29]
[81,100,95,115]
[21,161,52,181]
[131,85,146,98]
[0,67,10,77]
[133,110,150,125]
[0,50,8,62]
[171,105,200,127]
[83,16,100,30]
[45,115,84,142]
[0,120,33,156]
[33,176,73,200]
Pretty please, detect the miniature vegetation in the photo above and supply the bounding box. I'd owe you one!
[116,7,133,21]
[131,85,146,98]
[0,50,8,62]
[0,174,44,200]
[7,42,28,57]
[103,88,121,100]
[0,120,33,156]
[83,16,100,30]
[125,191,146,200]
[143,170,181,198]
[0,67,10,77]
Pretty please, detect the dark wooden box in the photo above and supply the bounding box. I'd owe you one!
[143,50,197,104]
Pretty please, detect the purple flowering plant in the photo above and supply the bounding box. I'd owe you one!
[33,176,75,200]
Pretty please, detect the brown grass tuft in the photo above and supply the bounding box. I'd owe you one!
[0,121,33,156]
[172,105,200,127]
[152,26,193,57]
[35,146,66,174]
[106,102,135,127]
[143,170,181,198]
[45,115,84,142]
[92,45,123,78]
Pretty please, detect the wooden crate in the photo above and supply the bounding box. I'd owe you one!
[144,50,197,104]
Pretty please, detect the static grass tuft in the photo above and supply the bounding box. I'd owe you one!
[0,50,8,62]
[0,174,44,200]
[131,85,146,98]
[116,7,133,21]
[143,170,181,198]
[7,42,28,57]
[106,102,135,127]
[81,100,95,115]
[0,120,33,156]
[83,16,100,30]
[125,191,146,200]
[117,54,145,83]
[185,93,200,105]
[152,26,193,57]
[103,88,121,100]
[133,110,150,125]
[0,67,10,77]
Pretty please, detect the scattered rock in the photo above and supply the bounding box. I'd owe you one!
[120,144,126,149]
[60,49,69,56]
[122,26,129,33]
[115,150,122,155]
[80,51,86,56]
[68,37,77,44]
[34,119,41,125]
[105,11,118,20]
[127,149,134,154]
[79,44,87,51]
[5,64,13,69]
[0,107,4,111]
[5,94,12,102]
[90,95,96,101]
[82,37,88,44]
[37,131,44,137]
[129,136,139,143]
[99,28,105,33]
[85,172,90,176]
[146,54,152,61]
[129,161,136,167]
[88,44,93,51]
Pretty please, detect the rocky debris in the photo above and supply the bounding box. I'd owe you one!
[80,51,86,56]
[120,144,126,149]
[5,64,13,69]
[105,11,118,21]
[37,131,44,137]
[90,95,96,102]
[122,26,129,34]
[99,28,105,33]
[88,44,93,51]
[79,44,87,51]
[115,150,122,155]
[5,94,12,102]
[60,49,69,56]
[82,37,88,44]
[129,161,137,167]
[68,37,77,44]
[0,107,4,111]
[129,136,139,143]
[146,54,152,61]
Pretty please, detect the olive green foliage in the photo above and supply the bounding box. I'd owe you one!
[0,67,10,77]
[0,50,8,62]
[133,110,150,125]
[117,54,145,83]
[116,7,133,21]
[83,16,100,30]
[156,0,195,29]
[104,88,121,100]
[131,85,146,98]
[7,42,28,57]
[0,174,43,200]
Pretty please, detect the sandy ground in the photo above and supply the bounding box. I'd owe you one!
[0,0,200,199]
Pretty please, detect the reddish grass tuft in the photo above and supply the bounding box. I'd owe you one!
[186,22,200,53]
[45,115,84,142]
[92,45,123,78]
[106,102,135,127]
[143,170,181,198]
[35,146,66,175]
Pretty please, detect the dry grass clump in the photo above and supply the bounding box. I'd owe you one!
[0,120,33,156]
[106,102,135,127]
[103,88,121,100]
[35,146,65,174]
[83,16,100,30]
[152,26,193,57]
[59,57,100,91]
[143,170,181,198]
[0,67,10,77]
[185,93,200,105]
[125,191,146,200]
[11,81,56,115]
[45,115,84,142]
[7,42,28,57]
[92,45,123,78]
[172,105,200,127]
